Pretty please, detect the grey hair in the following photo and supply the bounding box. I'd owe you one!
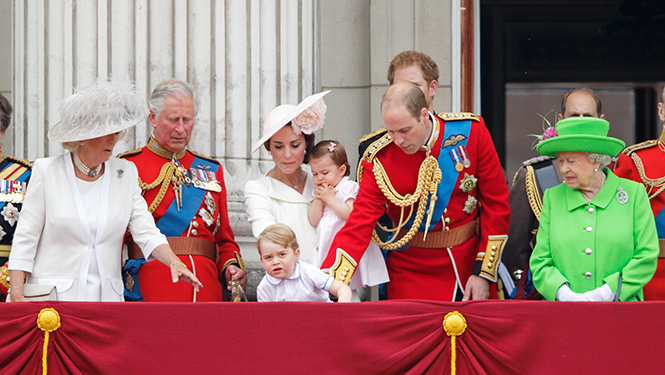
[149,79,198,120]
[586,152,612,169]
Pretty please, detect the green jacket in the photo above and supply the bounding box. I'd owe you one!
[530,169,658,301]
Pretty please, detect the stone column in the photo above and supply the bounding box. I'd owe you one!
[12,0,320,298]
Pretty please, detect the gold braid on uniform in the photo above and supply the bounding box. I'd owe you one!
[138,162,177,213]
[371,155,442,250]
[631,153,665,200]
[524,165,543,219]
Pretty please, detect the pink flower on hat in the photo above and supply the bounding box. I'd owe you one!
[528,111,558,149]
[292,99,327,135]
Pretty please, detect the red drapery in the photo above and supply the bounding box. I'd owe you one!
[1,300,663,374]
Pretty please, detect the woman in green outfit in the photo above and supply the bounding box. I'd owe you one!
[530,117,659,301]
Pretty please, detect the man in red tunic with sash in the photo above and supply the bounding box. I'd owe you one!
[120,79,245,302]
[613,86,665,300]
[322,82,510,301]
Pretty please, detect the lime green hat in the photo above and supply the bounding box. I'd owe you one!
[536,117,625,157]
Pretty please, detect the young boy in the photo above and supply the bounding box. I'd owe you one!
[256,223,352,302]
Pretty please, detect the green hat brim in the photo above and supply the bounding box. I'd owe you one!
[536,134,625,158]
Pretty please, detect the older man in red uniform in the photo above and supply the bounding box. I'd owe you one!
[120,79,245,302]
[322,82,510,301]
[613,86,665,300]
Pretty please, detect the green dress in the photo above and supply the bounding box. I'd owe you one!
[530,168,658,301]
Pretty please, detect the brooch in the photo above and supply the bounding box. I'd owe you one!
[198,208,214,226]
[616,187,628,205]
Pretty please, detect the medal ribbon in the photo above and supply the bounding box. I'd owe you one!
[155,156,219,236]
[390,119,472,251]
[0,161,31,211]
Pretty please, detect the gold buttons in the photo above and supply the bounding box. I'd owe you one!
[192,221,199,228]
[445,217,451,223]
[191,229,198,236]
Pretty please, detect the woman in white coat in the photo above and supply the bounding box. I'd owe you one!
[244,91,329,262]
[8,79,202,302]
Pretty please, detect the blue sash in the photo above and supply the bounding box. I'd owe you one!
[155,156,219,236]
[656,207,665,239]
[390,119,472,250]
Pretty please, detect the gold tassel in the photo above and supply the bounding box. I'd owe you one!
[443,311,467,375]
[37,308,61,375]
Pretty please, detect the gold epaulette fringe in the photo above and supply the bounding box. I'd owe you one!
[359,128,387,143]
[6,156,33,169]
[622,140,657,156]
[437,112,480,122]
[189,150,220,165]
[357,132,392,183]
[117,147,143,159]
[138,161,177,213]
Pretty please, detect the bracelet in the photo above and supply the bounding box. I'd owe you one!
[170,260,187,269]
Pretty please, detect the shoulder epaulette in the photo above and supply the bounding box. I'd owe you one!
[117,147,143,159]
[189,150,220,165]
[359,128,387,144]
[521,155,554,166]
[359,132,392,164]
[622,140,657,156]
[5,156,32,169]
[437,112,480,122]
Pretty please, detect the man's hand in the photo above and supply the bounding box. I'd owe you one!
[225,265,247,291]
[462,275,489,301]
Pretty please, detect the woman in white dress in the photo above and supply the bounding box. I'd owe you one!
[8,78,202,302]
[244,91,330,262]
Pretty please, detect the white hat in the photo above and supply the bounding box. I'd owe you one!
[48,78,149,143]
[251,90,331,154]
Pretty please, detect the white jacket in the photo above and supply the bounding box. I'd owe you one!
[9,153,166,301]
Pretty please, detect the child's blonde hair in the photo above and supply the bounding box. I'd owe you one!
[257,223,300,255]
[308,140,351,176]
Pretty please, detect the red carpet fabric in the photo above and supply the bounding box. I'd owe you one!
[0,300,663,374]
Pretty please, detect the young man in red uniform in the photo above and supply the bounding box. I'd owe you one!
[613,86,665,300]
[120,79,245,302]
[322,82,510,301]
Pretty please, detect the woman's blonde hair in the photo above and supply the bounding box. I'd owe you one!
[257,223,299,255]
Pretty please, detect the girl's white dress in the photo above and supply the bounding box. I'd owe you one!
[310,177,389,289]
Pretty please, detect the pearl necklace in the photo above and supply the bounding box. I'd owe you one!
[581,172,606,204]
[73,152,102,178]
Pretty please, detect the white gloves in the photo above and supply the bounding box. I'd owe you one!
[556,283,616,302]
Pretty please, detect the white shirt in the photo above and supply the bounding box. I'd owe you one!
[256,261,334,302]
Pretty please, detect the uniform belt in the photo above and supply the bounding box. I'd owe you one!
[0,244,11,258]
[398,218,479,249]
[659,239,665,258]
[128,237,217,264]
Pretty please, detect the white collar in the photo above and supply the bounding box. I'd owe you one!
[264,261,302,285]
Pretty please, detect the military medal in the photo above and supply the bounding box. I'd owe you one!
[458,145,471,169]
[450,149,464,172]
[198,207,214,226]
[616,187,629,204]
[190,167,222,193]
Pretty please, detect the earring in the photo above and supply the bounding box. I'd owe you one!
[594,168,598,172]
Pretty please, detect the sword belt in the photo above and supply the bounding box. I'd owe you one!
[128,237,217,264]
[397,218,479,249]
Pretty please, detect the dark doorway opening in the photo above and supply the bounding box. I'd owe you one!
[481,0,665,174]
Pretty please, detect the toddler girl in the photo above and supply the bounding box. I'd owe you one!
[307,140,389,296]
[256,223,351,302]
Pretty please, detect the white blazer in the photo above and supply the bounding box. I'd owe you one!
[244,172,317,262]
[8,153,166,301]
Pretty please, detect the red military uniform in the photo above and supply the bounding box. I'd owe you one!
[321,113,510,301]
[0,148,32,301]
[613,128,665,300]
[120,137,242,301]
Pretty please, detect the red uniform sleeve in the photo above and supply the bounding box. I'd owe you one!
[321,160,387,270]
